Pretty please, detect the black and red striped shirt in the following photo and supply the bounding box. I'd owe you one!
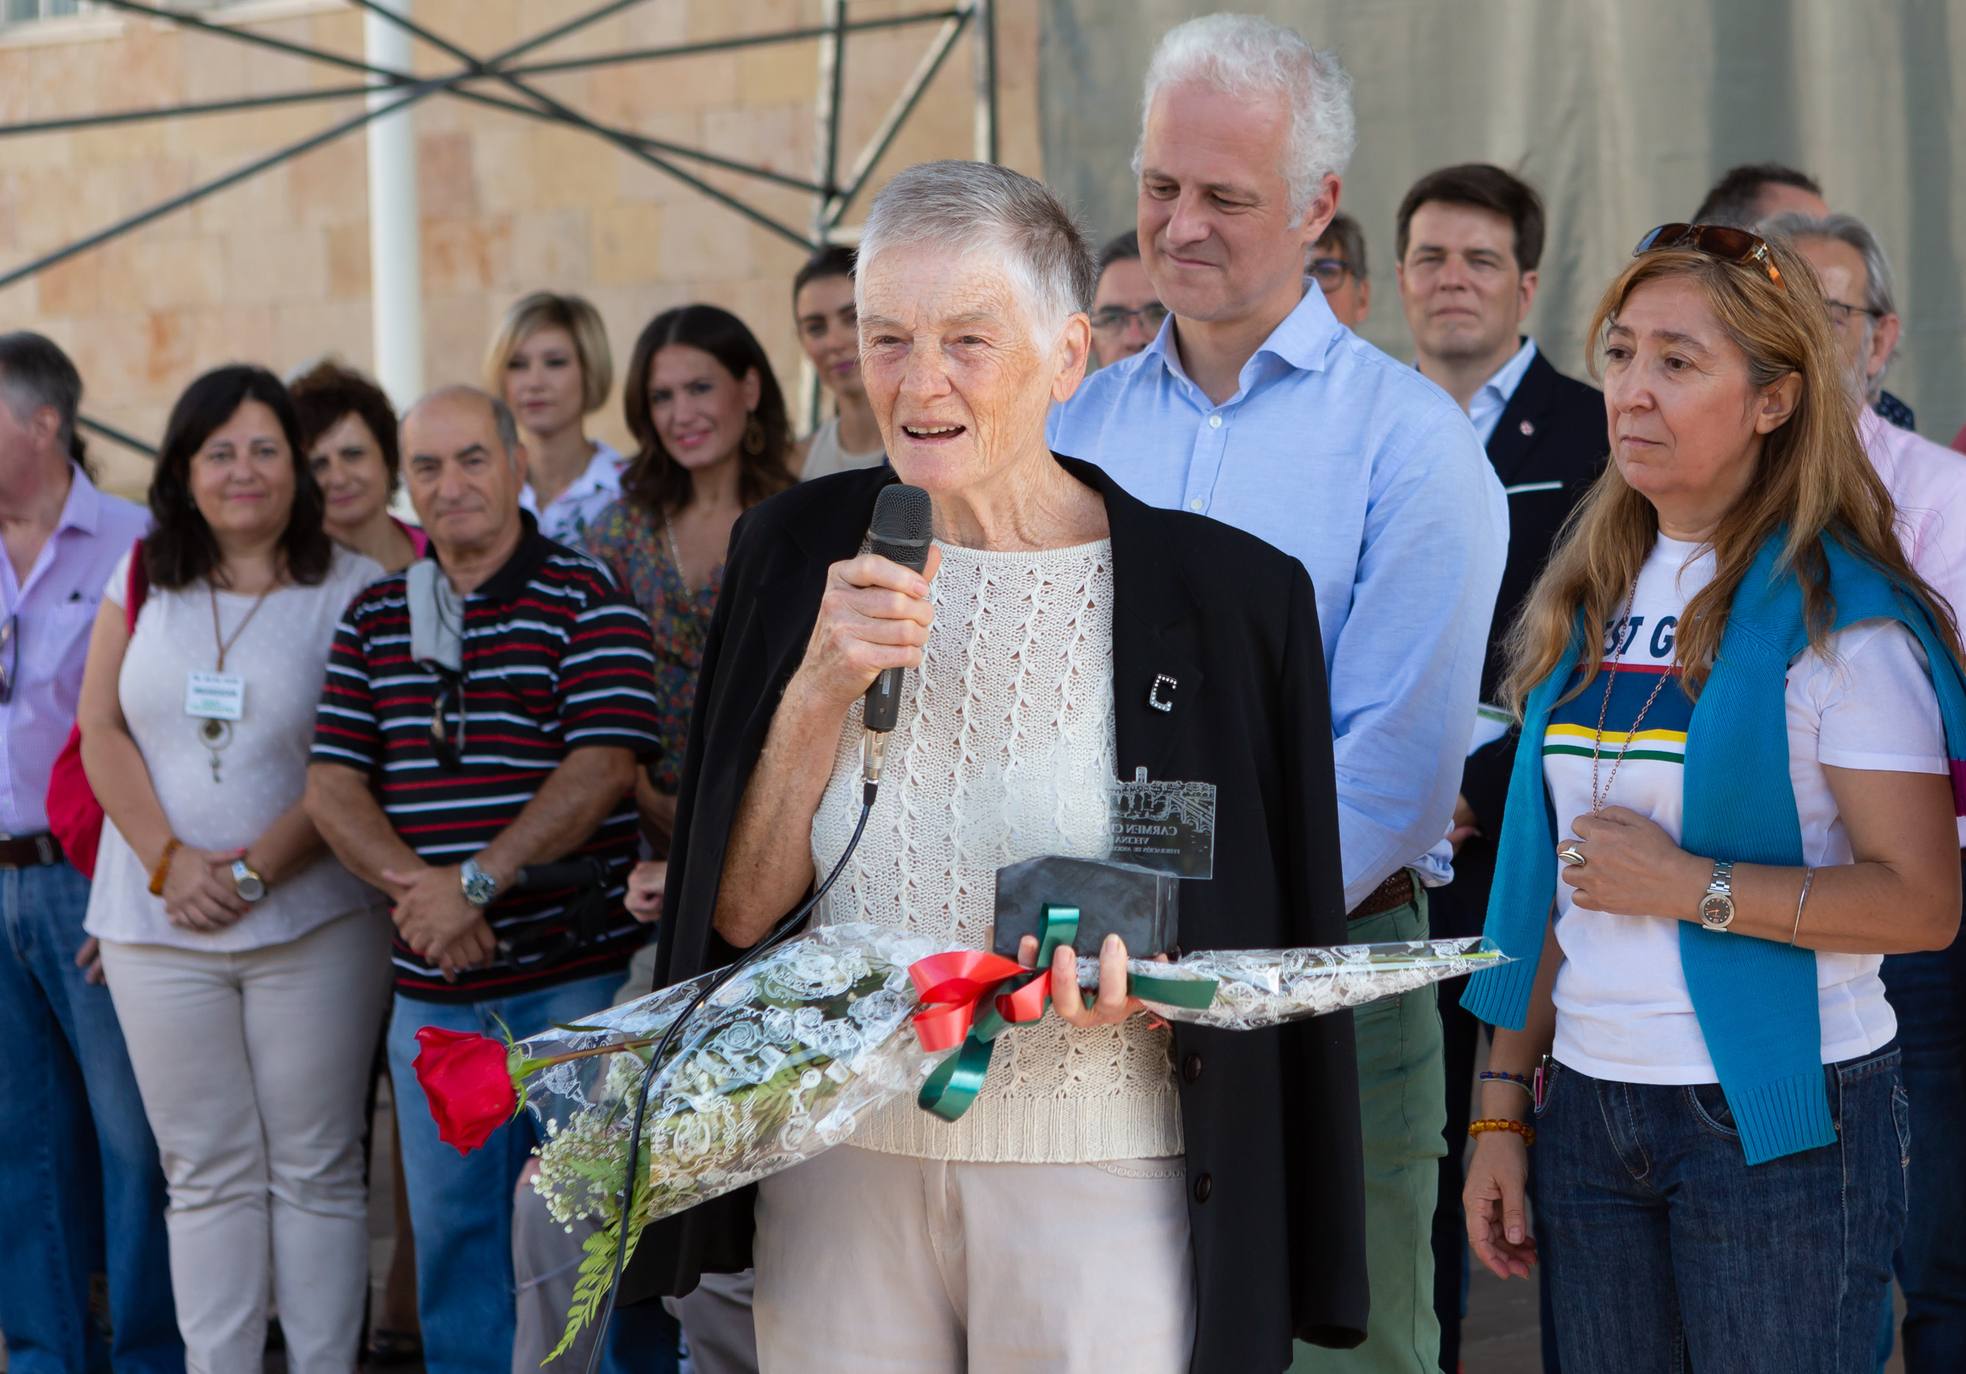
[311,520,661,1002]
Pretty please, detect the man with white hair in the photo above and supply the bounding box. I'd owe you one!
[1050,16,1508,1373]
[1765,209,1966,1374]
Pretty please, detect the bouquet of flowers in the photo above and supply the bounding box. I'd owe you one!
[412,921,1505,1360]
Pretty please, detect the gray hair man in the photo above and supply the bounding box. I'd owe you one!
[1765,210,1966,1374]
[1050,16,1507,1373]
[0,332,181,1368]
[1761,211,1902,411]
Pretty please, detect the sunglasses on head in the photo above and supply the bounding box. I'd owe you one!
[1633,223,1785,290]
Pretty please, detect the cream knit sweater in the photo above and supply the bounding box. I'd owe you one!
[809,538,1182,1163]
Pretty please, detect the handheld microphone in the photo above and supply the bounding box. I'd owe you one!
[861,483,933,799]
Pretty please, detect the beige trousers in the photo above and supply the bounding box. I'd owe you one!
[101,908,394,1374]
[752,1144,1195,1374]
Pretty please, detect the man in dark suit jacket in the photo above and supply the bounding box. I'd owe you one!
[1395,163,1605,1374]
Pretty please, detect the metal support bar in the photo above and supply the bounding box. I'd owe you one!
[351,0,819,250]
[825,9,970,228]
[93,0,405,83]
[972,0,997,164]
[497,10,964,79]
[0,82,382,138]
[0,82,441,293]
[77,414,157,459]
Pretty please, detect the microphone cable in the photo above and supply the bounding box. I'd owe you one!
[579,790,876,1374]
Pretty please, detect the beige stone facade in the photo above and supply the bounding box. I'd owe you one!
[0,0,1041,497]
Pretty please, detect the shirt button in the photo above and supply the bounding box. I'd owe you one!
[1188,498,1204,512]
[1207,414,1223,429]
[1193,1172,1213,1203]
[1183,1053,1203,1083]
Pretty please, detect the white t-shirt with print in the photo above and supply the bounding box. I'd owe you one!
[1549,534,1940,1084]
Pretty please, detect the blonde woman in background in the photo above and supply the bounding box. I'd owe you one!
[486,291,622,546]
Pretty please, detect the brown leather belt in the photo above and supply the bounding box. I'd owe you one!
[1350,868,1416,920]
[0,833,63,869]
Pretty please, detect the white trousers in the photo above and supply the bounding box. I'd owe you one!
[752,1144,1195,1374]
[101,908,394,1374]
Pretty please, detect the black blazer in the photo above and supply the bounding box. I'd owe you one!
[1435,348,1605,937]
[622,458,1370,1367]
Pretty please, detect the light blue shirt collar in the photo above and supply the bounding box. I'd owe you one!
[1136,285,1345,406]
[1465,336,1538,445]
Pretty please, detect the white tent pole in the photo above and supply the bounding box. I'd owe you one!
[365,0,423,412]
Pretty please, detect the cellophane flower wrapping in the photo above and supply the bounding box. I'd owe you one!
[1126,935,1507,1028]
[516,924,1503,1358]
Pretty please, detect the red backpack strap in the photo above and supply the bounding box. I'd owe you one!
[124,537,148,632]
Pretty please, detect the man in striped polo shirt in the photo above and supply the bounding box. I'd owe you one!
[306,386,660,1374]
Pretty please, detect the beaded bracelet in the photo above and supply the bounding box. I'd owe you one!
[1468,1117,1535,1146]
[147,838,182,897]
[1479,1069,1535,1101]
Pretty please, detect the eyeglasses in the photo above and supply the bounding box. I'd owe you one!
[1633,223,1784,290]
[426,666,465,772]
[1307,257,1355,291]
[1090,303,1169,333]
[1825,298,1884,328]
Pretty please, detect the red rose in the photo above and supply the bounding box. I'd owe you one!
[413,1026,520,1154]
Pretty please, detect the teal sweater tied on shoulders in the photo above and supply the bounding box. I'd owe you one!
[1462,532,1966,1165]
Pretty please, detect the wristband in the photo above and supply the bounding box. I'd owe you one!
[1468,1117,1535,1146]
[1478,1069,1535,1099]
[148,838,182,896]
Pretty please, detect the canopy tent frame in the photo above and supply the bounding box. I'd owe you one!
[0,0,1000,457]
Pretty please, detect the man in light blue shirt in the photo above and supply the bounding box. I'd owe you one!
[1048,16,1506,1374]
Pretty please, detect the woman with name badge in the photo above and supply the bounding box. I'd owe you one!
[1459,228,1966,1373]
[76,365,394,1374]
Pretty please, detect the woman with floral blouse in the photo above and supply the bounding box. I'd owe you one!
[584,304,796,864]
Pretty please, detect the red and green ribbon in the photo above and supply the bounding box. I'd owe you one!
[907,904,1219,1121]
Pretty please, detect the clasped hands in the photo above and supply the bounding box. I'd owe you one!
[161,846,249,932]
[1556,805,1708,918]
[382,862,496,980]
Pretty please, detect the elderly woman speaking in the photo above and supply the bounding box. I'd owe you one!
[622,162,1367,1371]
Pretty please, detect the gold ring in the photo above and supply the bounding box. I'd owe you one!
[1558,843,1587,868]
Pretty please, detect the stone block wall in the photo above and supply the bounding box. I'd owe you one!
[0,0,1042,497]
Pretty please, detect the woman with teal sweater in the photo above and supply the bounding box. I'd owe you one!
[1460,225,1966,1374]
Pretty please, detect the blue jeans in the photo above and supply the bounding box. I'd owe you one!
[389,974,667,1374]
[0,861,181,1374]
[1534,1045,1908,1374]
[1880,938,1966,1372]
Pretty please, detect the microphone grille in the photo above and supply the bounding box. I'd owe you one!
[868,483,933,573]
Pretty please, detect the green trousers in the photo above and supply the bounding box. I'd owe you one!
[1290,888,1447,1374]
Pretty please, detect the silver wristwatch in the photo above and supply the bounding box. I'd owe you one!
[231,859,266,903]
[1698,859,1737,932]
[460,856,500,908]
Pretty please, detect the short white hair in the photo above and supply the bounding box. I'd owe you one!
[1133,14,1356,216]
[857,160,1097,339]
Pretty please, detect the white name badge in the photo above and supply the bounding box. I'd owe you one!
[185,671,245,721]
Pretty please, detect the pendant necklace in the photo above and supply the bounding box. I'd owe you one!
[1588,580,1675,816]
[201,578,273,782]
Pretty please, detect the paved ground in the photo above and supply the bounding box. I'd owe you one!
[0,1078,1912,1374]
